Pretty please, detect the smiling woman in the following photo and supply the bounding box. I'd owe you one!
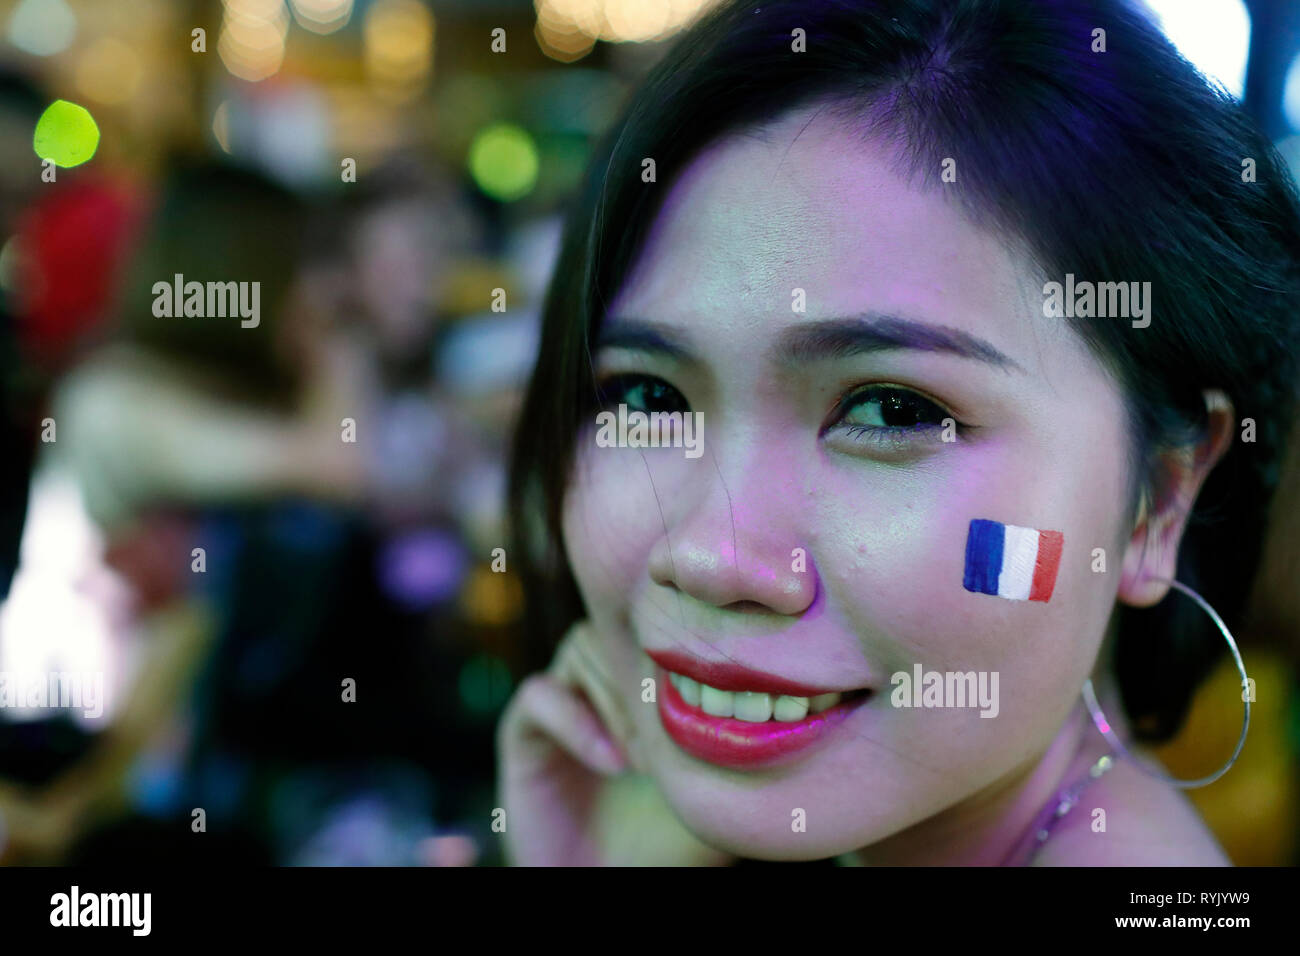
[497,0,1300,866]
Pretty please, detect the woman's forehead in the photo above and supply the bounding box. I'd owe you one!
[609,109,1056,371]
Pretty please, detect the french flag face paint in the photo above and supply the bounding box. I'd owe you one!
[963,519,1064,603]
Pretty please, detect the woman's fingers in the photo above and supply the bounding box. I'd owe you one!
[549,622,644,772]
[502,671,627,778]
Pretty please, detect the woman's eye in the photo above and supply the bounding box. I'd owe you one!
[596,373,690,414]
[830,385,957,447]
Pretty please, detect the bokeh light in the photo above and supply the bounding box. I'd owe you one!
[289,0,354,35]
[1284,52,1300,133]
[534,0,719,52]
[601,0,671,43]
[219,0,290,83]
[457,655,513,715]
[539,0,604,36]
[364,0,435,100]
[33,100,100,168]
[6,0,76,57]
[212,101,233,153]
[535,0,601,61]
[534,18,597,63]
[75,37,144,106]
[417,833,479,867]
[468,123,539,202]
[1142,0,1250,99]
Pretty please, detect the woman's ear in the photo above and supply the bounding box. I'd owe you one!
[1118,390,1235,607]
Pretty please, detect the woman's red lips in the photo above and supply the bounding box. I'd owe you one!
[653,664,870,769]
[644,648,864,697]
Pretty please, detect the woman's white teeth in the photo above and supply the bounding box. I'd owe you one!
[700,683,734,717]
[774,695,810,721]
[733,691,772,722]
[669,672,844,722]
[676,673,702,707]
[809,693,842,713]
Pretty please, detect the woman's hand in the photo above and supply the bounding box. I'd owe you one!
[496,621,636,866]
[495,621,732,866]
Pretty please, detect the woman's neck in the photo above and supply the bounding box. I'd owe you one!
[842,699,1100,866]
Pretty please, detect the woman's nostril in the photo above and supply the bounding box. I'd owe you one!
[723,600,770,614]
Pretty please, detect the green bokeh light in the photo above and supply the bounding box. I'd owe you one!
[468,123,539,202]
[33,100,100,168]
[458,655,513,716]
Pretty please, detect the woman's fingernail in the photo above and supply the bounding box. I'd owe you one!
[595,738,626,770]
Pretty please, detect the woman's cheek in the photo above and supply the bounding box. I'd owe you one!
[562,445,708,753]
[810,459,1105,763]
[562,441,706,655]
[564,442,653,601]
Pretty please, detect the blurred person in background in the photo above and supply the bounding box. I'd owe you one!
[0,159,376,862]
[327,156,481,528]
[302,159,534,859]
[0,67,54,602]
[0,65,146,861]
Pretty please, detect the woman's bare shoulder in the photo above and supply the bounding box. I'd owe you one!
[1031,757,1231,866]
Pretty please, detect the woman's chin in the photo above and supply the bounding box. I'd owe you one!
[648,775,886,861]
[674,817,867,862]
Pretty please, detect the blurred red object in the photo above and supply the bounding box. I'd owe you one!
[102,509,199,613]
[13,176,144,370]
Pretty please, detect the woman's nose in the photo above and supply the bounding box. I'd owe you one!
[646,459,816,617]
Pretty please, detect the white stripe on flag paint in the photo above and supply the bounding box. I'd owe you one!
[998,524,1040,601]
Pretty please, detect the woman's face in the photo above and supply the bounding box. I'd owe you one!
[561,107,1137,859]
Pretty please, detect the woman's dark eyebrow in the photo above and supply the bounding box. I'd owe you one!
[776,315,1022,371]
[596,315,1021,371]
[594,319,697,364]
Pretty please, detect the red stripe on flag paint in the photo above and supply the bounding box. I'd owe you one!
[1028,530,1064,602]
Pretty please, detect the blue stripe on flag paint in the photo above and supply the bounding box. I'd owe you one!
[963,519,1004,595]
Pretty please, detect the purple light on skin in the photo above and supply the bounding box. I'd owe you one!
[377,529,467,610]
[417,833,479,867]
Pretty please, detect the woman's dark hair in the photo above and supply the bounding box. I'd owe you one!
[118,159,308,410]
[508,0,1300,742]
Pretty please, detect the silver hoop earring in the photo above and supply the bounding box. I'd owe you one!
[1081,579,1250,789]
